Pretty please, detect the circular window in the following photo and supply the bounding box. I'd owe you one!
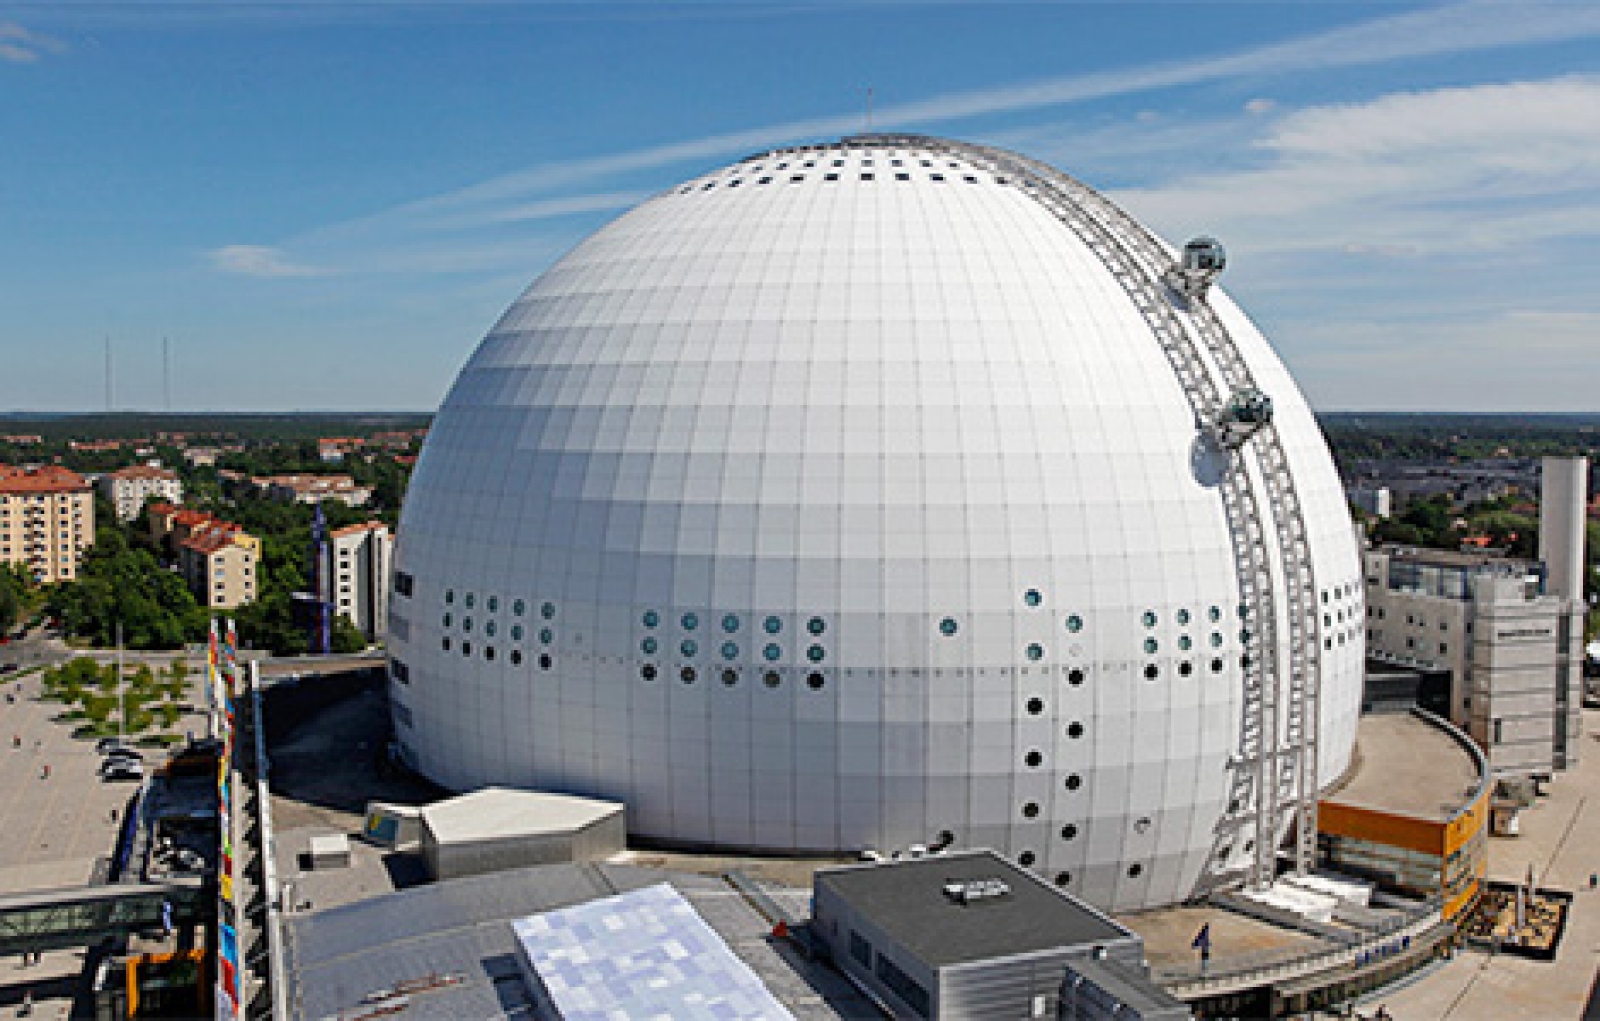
[1134,816,1151,834]
[1143,664,1159,680]
[1022,802,1040,819]
[464,593,475,609]
[763,643,782,662]
[1142,611,1157,628]
[487,596,499,613]
[763,616,782,635]
[763,671,781,689]
[1025,750,1043,768]
[1210,632,1223,648]
[511,650,523,666]
[807,617,826,636]
[1061,824,1078,841]
[1238,603,1250,619]
[1026,697,1044,715]
[680,640,698,658]
[485,621,497,638]
[1178,635,1192,651]
[539,628,554,645]
[1242,654,1253,669]
[680,667,696,684]
[513,599,525,616]
[445,590,454,605]
[461,641,472,656]
[1128,864,1144,879]
[722,613,740,633]
[485,646,496,661]
[806,644,825,663]
[939,617,958,637]
[1211,657,1224,673]
[1066,614,1083,633]
[806,672,825,690]
[641,638,658,655]
[443,613,452,628]
[1176,608,1191,625]
[1026,643,1044,661]
[1208,606,1222,622]
[1143,638,1157,654]
[681,613,699,631]
[463,617,473,633]
[1065,774,1082,791]
[1024,589,1043,607]
[641,664,657,681]
[1067,722,1085,739]
[721,668,739,686]
[540,602,556,620]
[511,624,524,641]
[720,642,738,661]
[441,636,451,651]
[1018,850,1037,867]
[643,610,659,628]
[538,654,552,671]
[1067,668,1085,687]
[1055,872,1072,887]
[1179,661,1194,677]
[1239,629,1251,644]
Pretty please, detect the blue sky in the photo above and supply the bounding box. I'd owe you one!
[2,1,1597,413]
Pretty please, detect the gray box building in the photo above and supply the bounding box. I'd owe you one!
[420,788,625,881]
[812,850,1184,1020]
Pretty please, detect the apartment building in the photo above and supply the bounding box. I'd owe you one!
[323,521,392,640]
[255,473,373,507]
[0,466,95,582]
[98,464,183,522]
[178,520,260,610]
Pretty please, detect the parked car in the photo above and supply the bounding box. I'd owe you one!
[100,759,144,782]
[96,737,135,755]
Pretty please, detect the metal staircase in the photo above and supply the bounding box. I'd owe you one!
[848,135,1323,886]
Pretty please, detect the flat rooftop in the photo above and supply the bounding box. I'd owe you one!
[1324,712,1485,823]
[816,850,1133,969]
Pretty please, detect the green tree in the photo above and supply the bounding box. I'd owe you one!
[331,614,368,654]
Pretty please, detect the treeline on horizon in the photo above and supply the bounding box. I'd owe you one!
[0,412,433,444]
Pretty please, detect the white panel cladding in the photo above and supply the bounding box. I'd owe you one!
[390,138,1363,912]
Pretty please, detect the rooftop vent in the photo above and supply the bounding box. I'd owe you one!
[942,877,1011,904]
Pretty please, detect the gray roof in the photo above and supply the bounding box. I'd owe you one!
[816,850,1135,969]
[420,787,621,843]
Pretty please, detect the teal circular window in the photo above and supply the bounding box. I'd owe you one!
[681,612,699,631]
[485,621,497,637]
[722,614,740,633]
[763,616,782,635]
[806,644,825,663]
[939,617,958,637]
[539,628,553,645]
[1142,611,1157,628]
[511,624,523,641]
[463,617,473,633]
[1176,608,1191,625]
[1026,643,1045,661]
[513,599,525,616]
[464,593,475,609]
[807,617,826,636]
[1178,635,1192,651]
[541,601,556,620]
[1066,614,1083,633]
[680,640,698,658]
[1208,606,1222,622]
[487,596,499,613]
[643,610,659,628]
[1024,589,1043,607]
[641,637,658,655]
[763,643,782,662]
[1143,638,1158,654]
[1240,629,1252,644]
[1210,632,1224,648]
[721,642,739,661]
[1238,603,1250,619]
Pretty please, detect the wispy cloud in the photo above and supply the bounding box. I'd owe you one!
[209,244,324,279]
[0,21,66,63]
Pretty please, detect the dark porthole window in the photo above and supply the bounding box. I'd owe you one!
[1067,669,1085,687]
[763,671,781,689]
[806,672,825,690]
[463,617,473,633]
[643,610,660,628]
[1067,722,1085,739]
[681,612,699,631]
[1018,850,1037,867]
[1142,611,1158,628]
[680,640,698,658]
[487,596,499,613]
[721,642,738,661]
[541,602,556,620]
[641,638,658,655]
[1208,606,1222,623]
[722,614,740,633]
[511,625,524,641]
[1061,824,1078,841]
[680,667,696,685]
[511,650,523,666]
[806,644,825,663]
[1066,614,1084,633]
[1143,638,1158,654]
[1144,664,1159,680]
[1210,632,1224,648]
[485,621,497,638]
[1211,658,1224,673]
[1128,864,1144,879]
[1026,697,1044,715]
[641,664,658,681]
[1065,774,1082,791]
[464,593,475,609]
[939,617,959,637]
[1024,588,1043,607]
[764,616,783,635]
[721,668,738,686]
[538,654,552,671]
[441,637,451,651]
[1176,608,1191,625]
[485,646,496,661]
[445,589,455,605]
[443,613,452,628]
[807,617,826,636]
[1179,661,1194,677]
[1055,872,1072,887]
[1178,635,1192,651]
[1026,643,1045,661]
[763,643,782,662]
[1025,750,1043,768]
[1022,802,1040,819]
[513,599,526,616]
[539,628,554,645]
[1242,654,1253,669]
[462,641,472,656]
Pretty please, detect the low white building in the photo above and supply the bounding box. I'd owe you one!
[99,464,183,522]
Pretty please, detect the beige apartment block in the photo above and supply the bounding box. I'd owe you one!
[98,463,183,522]
[179,521,261,610]
[0,466,95,582]
[255,473,373,507]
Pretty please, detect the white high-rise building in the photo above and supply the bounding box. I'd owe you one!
[326,521,392,641]
[387,135,1365,911]
[99,464,182,522]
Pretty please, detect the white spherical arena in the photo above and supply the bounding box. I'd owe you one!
[389,135,1363,911]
